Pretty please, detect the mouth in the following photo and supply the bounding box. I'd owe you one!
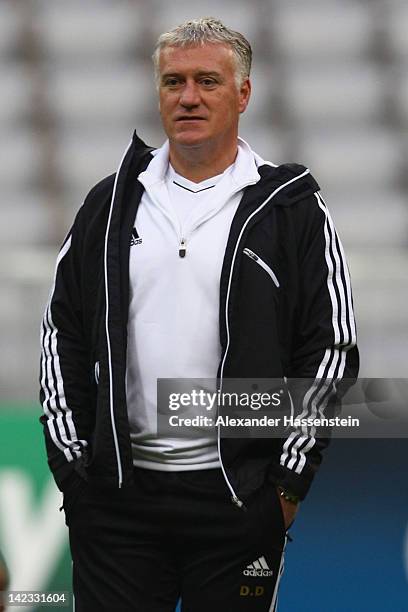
[175,116,206,122]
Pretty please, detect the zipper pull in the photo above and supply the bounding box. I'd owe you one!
[179,238,187,258]
[231,495,247,511]
[243,248,258,262]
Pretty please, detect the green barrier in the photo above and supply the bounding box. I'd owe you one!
[0,406,72,611]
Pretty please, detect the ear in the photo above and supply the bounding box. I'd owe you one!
[238,78,251,114]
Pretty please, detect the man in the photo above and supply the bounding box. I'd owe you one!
[39,17,358,612]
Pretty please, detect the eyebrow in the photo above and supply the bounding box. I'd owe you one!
[161,70,223,81]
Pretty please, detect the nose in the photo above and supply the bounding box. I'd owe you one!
[179,80,201,109]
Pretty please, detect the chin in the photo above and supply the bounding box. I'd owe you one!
[172,134,209,148]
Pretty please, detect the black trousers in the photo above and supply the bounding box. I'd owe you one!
[65,468,288,612]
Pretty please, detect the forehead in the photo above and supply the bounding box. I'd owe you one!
[159,43,235,75]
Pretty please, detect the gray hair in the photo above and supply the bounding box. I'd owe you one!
[152,17,252,89]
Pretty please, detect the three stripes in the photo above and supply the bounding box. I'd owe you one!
[280,192,357,475]
[40,234,87,463]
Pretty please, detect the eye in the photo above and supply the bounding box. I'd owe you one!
[163,77,181,87]
[200,78,216,87]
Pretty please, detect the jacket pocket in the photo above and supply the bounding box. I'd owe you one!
[243,248,280,288]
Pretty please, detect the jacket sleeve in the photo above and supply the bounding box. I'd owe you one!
[39,206,91,491]
[277,190,359,500]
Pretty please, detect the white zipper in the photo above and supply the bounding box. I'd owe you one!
[243,248,280,288]
[216,414,245,509]
[104,138,133,488]
[217,168,310,508]
[94,361,100,385]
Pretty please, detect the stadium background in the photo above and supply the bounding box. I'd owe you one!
[0,0,407,610]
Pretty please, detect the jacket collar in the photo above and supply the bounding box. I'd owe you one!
[127,130,320,207]
[136,135,262,193]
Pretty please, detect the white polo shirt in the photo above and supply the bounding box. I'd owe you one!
[125,138,263,470]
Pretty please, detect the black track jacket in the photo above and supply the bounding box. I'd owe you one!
[39,131,359,505]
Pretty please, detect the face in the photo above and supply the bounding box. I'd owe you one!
[158,43,251,150]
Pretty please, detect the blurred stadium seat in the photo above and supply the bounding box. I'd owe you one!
[271,1,374,62]
[283,63,385,126]
[36,3,144,61]
[47,64,155,128]
[0,65,33,126]
[327,190,408,248]
[0,191,54,247]
[296,127,402,190]
[0,0,24,59]
[0,129,41,191]
[387,2,408,60]
[396,68,408,125]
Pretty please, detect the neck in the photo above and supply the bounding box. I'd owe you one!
[169,137,238,183]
